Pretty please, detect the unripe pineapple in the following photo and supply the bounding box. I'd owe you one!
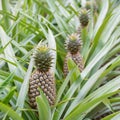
[63,33,84,76]
[28,45,56,108]
[79,8,89,28]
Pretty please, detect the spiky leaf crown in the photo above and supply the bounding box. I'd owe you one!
[33,46,53,72]
[85,1,92,10]
[79,8,89,27]
[85,1,97,12]
[65,33,82,54]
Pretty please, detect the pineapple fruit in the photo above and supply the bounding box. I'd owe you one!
[63,33,84,77]
[79,8,89,28]
[28,45,56,108]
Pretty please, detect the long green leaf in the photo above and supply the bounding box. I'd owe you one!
[0,102,23,120]
[82,37,117,79]
[64,90,120,120]
[102,112,120,120]
[0,70,23,82]
[16,57,34,115]
[2,87,16,104]
[47,28,56,73]
[65,57,120,116]
[53,75,81,120]
[0,26,17,72]
[52,68,79,118]
[36,89,52,120]
[93,0,109,37]
[0,72,14,92]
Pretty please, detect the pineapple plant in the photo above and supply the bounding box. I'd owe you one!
[0,0,120,120]
[28,45,56,108]
[63,33,84,76]
[79,8,89,28]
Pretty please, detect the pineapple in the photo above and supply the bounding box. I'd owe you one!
[28,45,56,108]
[79,8,89,28]
[63,33,84,77]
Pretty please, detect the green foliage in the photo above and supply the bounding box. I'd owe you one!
[0,0,120,120]
[0,102,23,120]
[36,88,52,120]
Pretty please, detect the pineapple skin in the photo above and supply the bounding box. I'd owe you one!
[63,52,84,77]
[28,69,56,108]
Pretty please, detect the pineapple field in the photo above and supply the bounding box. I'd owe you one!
[0,0,120,120]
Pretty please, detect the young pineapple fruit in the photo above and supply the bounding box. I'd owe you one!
[63,33,84,77]
[28,45,56,108]
[79,8,89,28]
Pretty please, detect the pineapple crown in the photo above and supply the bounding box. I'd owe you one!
[33,45,53,72]
[85,1,97,12]
[65,33,82,54]
[80,8,88,15]
[79,8,89,27]
[85,1,92,10]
